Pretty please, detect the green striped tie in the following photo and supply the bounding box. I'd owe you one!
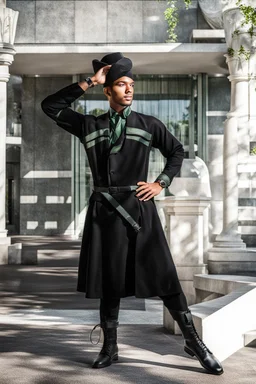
[110,106,131,145]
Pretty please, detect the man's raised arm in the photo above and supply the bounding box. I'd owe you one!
[41,65,111,140]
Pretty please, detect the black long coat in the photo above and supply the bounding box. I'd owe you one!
[41,82,185,299]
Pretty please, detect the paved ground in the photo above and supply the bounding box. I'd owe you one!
[0,236,255,384]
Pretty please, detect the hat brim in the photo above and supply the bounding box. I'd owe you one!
[92,56,132,75]
[92,59,109,74]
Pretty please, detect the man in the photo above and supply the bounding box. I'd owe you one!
[41,52,223,375]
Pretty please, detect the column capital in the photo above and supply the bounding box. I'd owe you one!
[0,7,19,45]
[0,5,19,77]
[157,196,211,216]
[225,54,256,79]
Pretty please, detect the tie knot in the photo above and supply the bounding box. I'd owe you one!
[113,111,121,121]
[110,106,131,120]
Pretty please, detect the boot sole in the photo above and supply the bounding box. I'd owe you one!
[92,354,118,369]
[184,347,224,375]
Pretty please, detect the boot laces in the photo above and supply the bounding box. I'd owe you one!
[190,322,211,353]
[90,323,102,345]
[101,341,116,357]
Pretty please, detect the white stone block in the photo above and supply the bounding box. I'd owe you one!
[8,243,22,264]
[0,245,8,264]
[44,221,58,229]
[27,221,38,230]
[0,237,11,265]
[191,285,256,362]
[46,196,65,204]
[20,195,38,204]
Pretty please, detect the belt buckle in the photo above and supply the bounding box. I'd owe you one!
[108,186,116,194]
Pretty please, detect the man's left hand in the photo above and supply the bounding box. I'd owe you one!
[136,181,163,201]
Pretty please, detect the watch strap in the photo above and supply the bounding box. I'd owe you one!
[85,77,94,88]
[156,179,166,188]
[154,173,171,188]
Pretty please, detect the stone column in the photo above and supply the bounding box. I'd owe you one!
[0,4,19,263]
[208,1,256,273]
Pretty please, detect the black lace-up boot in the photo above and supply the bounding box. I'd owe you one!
[169,309,224,375]
[92,320,119,369]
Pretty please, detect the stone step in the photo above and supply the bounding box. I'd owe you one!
[241,234,256,247]
[244,330,256,347]
[238,163,256,173]
[37,249,80,267]
[189,274,256,361]
[238,207,256,220]
[238,198,256,207]
[194,274,256,296]
[207,248,256,274]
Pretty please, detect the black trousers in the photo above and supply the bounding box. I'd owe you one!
[100,292,188,323]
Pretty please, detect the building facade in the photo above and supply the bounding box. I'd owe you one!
[5,1,234,245]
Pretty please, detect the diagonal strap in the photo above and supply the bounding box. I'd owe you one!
[100,192,141,233]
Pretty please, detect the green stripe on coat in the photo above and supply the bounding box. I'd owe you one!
[126,127,152,141]
[126,135,150,147]
[85,136,109,149]
[84,128,110,143]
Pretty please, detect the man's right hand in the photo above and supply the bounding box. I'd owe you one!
[91,65,112,86]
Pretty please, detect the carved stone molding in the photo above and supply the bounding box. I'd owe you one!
[222,1,256,76]
[220,0,256,13]
[0,6,19,46]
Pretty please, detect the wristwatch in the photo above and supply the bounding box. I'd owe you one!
[84,77,95,88]
[156,179,167,188]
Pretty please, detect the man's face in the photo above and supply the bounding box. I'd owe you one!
[106,76,134,107]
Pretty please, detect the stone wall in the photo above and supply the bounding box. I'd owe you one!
[7,0,207,44]
[20,77,73,235]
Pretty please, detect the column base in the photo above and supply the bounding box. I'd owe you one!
[208,247,256,274]
[214,232,246,249]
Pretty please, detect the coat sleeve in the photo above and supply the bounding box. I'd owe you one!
[151,117,184,187]
[41,82,92,142]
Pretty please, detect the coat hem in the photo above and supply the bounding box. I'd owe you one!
[77,287,183,299]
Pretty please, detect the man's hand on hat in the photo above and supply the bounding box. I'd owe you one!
[91,65,112,86]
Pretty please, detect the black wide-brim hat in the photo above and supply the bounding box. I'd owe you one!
[92,52,133,87]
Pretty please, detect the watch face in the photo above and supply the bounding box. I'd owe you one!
[159,180,166,188]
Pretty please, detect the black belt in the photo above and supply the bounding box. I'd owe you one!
[93,185,141,232]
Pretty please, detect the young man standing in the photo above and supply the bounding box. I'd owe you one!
[41,53,223,375]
